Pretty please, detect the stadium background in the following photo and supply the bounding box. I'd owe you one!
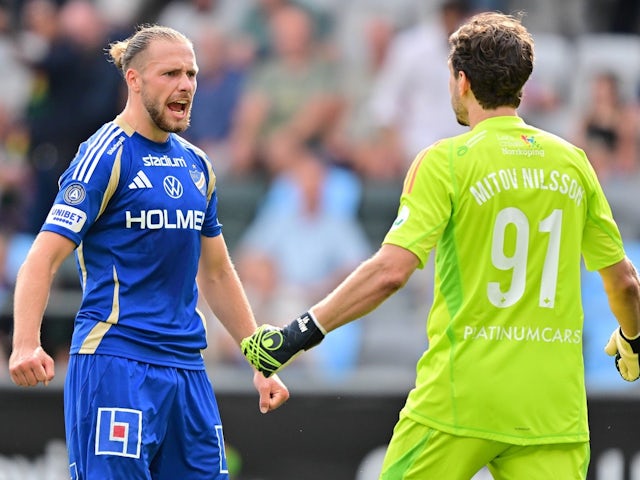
[1,0,640,478]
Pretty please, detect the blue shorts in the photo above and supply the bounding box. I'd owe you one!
[64,354,229,480]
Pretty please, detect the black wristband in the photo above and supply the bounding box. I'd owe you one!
[620,328,640,352]
[282,312,325,352]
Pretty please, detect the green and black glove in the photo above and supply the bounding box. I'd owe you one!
[241,312,326,377]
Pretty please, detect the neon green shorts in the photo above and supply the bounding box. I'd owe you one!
[380,414,590,480]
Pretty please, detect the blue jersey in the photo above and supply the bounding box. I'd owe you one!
[42,116,221,369]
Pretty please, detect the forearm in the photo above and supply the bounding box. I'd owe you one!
[607,281,640,338]
[199,263,257,344]
[12,259,54,349]
[10,232,75,350]
[311,246,417,331]
[241,245,419,377]
[602,258,640,337]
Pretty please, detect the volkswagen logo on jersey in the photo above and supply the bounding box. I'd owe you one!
[63,183,86,205]
[163,176,183,199]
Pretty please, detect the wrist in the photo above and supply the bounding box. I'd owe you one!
[283,311,325,351]
[620,328,640,342]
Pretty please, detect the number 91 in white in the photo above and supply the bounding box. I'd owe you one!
[488,208,562,309]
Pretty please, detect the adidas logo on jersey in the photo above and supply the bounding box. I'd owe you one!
[128,170,153,189]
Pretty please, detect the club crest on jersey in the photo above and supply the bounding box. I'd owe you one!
[189,165,207,196]
[95,407,142,458]
[63,183,86,205]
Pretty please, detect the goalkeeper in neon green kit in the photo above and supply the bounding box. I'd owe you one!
[242,11,640,479]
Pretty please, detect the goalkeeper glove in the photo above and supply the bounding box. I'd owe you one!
[241,312,326,377]
[604,327,640,382]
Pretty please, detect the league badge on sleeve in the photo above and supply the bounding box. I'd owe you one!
[63,183,86,205]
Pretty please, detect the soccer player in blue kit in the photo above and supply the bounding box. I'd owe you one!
[8,25,289,479]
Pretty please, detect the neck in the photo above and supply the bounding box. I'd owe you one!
[467,105,518,128]
[119,103,170,143]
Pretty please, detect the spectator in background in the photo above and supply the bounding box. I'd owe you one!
[233,148,371,378]
[155,0,247,41]
[257,129,363,219]
[229,4,343,177]
[21,0,124,234]
[182,25,248,178]
[367,0,471,168]
[0,2,32,300]
[325,13,405,180]
[0,3,33,119]
[571,71,638,181]
[237,0,334,64]
[0,104,30,296]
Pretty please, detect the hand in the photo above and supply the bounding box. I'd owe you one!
[604,327,640,381]
[9,346,55,387]
[241,312,326,377]
[253,371,290,413]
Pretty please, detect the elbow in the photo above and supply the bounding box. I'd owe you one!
[381,269,411,294]
[370,244,419,295]
[618,274,640,300]
[376,261,414,296]
[604,264,640,301]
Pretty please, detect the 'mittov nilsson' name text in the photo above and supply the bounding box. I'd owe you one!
[469,168,584,206]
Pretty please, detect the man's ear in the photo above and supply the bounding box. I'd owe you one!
[457,70,471,96]
[125,68,141,93]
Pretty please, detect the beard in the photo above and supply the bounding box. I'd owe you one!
[451,90,469,127]
[142,91,191,134]
[451,95,469,127]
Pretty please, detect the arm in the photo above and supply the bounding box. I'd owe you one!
[311,244,420,331]
[197,234,289,411]
[601,256,640,381]
[600,257,640,338]
[241,244,420,376]
[197,234,259,343]
[9,231,76,386]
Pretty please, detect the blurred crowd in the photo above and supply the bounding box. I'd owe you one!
[0,0,640,389]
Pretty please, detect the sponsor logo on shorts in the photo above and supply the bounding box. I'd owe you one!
[95,407,142,458]
[69,462,79,480]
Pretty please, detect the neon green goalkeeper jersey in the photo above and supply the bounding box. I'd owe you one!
[384,116,625,445]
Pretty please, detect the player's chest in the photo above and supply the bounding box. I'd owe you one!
[121,152,208,211]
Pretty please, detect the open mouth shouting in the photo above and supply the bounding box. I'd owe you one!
[168,99,190,119]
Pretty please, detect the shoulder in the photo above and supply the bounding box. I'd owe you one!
[172,134,210,164]
[172,134,217,197]
[70,121,128,184]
